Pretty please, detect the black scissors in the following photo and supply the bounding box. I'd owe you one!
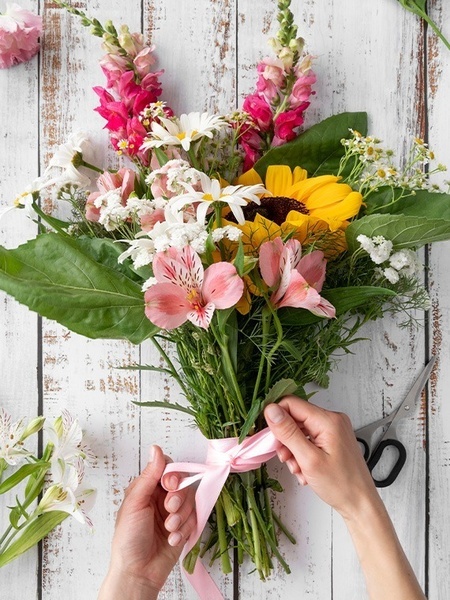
[355,356,435,488]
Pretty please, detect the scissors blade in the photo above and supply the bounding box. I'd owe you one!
[387,356,436,430]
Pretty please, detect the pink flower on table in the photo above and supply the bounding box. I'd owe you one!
[259,238,335,318]
[86,168,136,222]
[145,246,244,330]
[0,3,42,69]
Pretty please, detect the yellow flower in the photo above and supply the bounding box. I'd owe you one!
[232,165,363,254]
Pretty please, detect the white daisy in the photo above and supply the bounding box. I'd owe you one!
[167,171,266,225]
[142,112,228,152]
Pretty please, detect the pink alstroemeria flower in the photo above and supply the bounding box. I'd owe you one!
[259,238,335,318]
[145,246,244,330]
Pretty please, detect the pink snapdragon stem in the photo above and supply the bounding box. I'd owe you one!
[161,428,282,600]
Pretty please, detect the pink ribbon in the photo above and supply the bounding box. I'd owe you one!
[161,427,282,600]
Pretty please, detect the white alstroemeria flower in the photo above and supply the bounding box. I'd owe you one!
[0,409,32,466]
[142,112,228,152]
[47,410,95,468]
[39,459,96,528]
[168,172,266,225]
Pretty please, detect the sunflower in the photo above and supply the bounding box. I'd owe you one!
[228,165,363,255]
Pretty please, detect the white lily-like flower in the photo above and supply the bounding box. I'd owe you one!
[46,130,95,189]
[38,459,96,528]
[46,410,95,469]
[142,112,228,152]
[0,409,33,466]
[167,171,266,225]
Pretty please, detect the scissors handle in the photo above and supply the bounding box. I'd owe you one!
[367,439,407,488]
[356,437,371,461]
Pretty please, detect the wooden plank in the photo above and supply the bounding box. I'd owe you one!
[425,2,450,598]
[0,0,40,596]
[37,4,142,599]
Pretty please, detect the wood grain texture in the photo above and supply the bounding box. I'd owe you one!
[1,0,449,599]
[426,1,450,598]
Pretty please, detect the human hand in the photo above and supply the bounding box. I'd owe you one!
[264,397,380,520]
[99,445,196,600]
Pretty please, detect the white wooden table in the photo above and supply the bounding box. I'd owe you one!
[1,1,449,598]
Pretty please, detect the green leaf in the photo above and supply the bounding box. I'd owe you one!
[154,147,170,167]
[133,400,195,417]
[0,234,157,344]
[263,378,299,406]
[346,214,450,253]
[238,378,299,443]
[366,188,450,220]
[0,512,68,567]
[31,201,71,235]
[280,286,396,326]
[254,112,368,179]
[0,463,49,495]
[233,239,245,276]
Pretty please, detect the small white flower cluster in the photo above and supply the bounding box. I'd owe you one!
[146,159,201,197]
[341,130,447,193]
[357,234,422,284]
[212,225,243,243]
[139,101,168,127]
[94,189,129,231]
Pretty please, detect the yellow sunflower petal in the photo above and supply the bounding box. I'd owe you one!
[292,166,308,185]
[265,165,295,197]
[311,191,363,221]
[235,168,263,187]
[305,183,354,210]
[288,175,339,201]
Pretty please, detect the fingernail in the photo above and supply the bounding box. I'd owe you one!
[165,514,181,532]
[168,532,182,547]
[149,445,156,463]
[296,474,306,486]
[287,461,295,474]
[167,495,182,512]
[166,475,179,490]
[266,404,285,424]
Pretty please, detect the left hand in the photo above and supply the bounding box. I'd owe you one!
[99,445,196,600]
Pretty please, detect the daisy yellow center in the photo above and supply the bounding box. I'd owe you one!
[202,193,214,202]
[176,132,187,140]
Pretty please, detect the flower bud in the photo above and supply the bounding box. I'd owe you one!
[20,416,45,441]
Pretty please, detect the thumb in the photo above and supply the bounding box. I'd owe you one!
[126,445,166,509]
[265,403,316,462]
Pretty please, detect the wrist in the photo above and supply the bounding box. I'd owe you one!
[99,569,160,600]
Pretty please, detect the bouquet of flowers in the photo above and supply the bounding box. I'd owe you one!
[0,409,95,566]
[1,0,450,593]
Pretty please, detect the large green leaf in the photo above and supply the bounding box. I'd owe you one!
[280,286,396,326]
[365,187,450,219]
[346,214,450,253]
[0,234,157,344]
[254,112,368,179]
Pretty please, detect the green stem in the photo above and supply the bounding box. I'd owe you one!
[210,324,247,421]
[264,305,284,394]
[79,159,104,174]
[216,497,232,574]
[251,306,272,406]
[272,511,296,545]
[187,147,201,170]
[0,517,36,556]
[152,336,189,397]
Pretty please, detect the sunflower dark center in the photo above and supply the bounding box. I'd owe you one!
[228,196,310,225]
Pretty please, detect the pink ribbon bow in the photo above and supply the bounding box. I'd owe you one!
[161,427,282,600]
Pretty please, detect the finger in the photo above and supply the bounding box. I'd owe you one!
[164,490,195,533]
[168,509,196,547]
[277,396,330,439]
[164,485,194,515]
[124,445,167,510]
[265,403,320,463]
[277,445,293,463]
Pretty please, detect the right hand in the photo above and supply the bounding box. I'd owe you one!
[264,396,380,520]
